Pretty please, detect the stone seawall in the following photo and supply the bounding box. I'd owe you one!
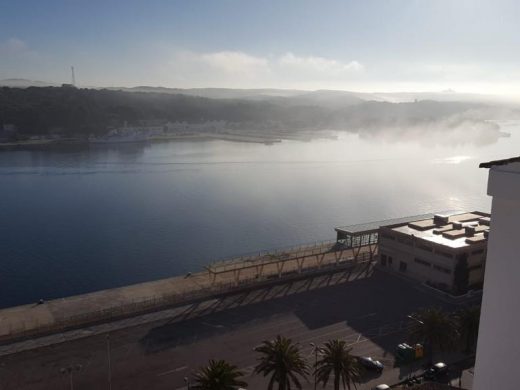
[0,240,376,344]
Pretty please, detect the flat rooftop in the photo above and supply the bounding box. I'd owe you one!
[335,210,461,235]
[389,211,490,249]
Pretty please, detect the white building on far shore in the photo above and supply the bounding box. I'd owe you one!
[474,156,520,390]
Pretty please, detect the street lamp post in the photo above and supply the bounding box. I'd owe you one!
[106,334,112,390]
[406,314,426,376]
[60,364,82,390]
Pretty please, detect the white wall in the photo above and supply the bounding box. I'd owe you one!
[474,162,520,390]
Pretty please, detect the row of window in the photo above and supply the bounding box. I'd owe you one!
[380,254,393,266]
[412,257,452,274]
[433,264,451,274]
[468,263,484,271]
[414,257,431,267]
[382,253,453,275]
[436,250,453,259]
[417,243,433,252]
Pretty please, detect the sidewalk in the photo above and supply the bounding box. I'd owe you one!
[0,242,373,344]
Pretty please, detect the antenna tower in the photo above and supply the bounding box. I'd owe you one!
[71,66,76,86]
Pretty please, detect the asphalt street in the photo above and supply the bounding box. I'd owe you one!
[0,266,478,390]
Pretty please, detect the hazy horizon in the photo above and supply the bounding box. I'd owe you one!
[2,0,520,98]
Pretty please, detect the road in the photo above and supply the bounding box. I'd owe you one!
[0,266,478,390]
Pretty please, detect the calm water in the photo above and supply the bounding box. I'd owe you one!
[0,122,518,308]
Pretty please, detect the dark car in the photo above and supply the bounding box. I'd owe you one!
[357,356,384,372]
[423,362,448,380]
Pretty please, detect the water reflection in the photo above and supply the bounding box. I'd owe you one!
[0,123,517,307]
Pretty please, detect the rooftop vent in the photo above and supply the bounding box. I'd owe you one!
[453,222,463,230]
[434,214,449,226]
[479,217,491,226]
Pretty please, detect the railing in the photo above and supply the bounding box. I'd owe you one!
[210,239,339,268]
[4,252,376,343]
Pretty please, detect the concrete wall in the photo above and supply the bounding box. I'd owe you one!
[379,228,487,291]
[379,236,455,287]
[474,162,520,390]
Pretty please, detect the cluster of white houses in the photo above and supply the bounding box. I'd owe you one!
[335,210,490,294]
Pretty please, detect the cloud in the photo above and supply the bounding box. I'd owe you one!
[162,50,364,88]
[2,38,29,53]
[278,52,364,74]
[199,51,270,75]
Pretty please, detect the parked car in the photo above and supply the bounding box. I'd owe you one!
[373,385,390,390]
[357,356,384,372]
[423,362,448,380]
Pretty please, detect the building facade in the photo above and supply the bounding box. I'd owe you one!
[378,211,490,293]
[473,157,520,390]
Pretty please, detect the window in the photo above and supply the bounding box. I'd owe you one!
[433,264,451,274]
[388,256,393,265]
[472,248,485,255]
[436,250,453,259]
[399,261,407,272]
[380,254,387,266]
[414,258,431,267]
[417,243,433,252]
[468,263,483,271]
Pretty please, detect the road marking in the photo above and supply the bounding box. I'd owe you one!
[355,312,377,320]
[157,366,188,377]
[200,321,225,328]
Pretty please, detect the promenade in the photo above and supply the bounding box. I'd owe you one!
[0,267,479,390]
[0,240,374,344]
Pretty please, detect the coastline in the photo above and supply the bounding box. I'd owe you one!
[0,131,333,151]
[0,240,374,345]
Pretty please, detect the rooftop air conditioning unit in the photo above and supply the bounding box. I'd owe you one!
[479,217,491,226]
[453,222,463,230]
[465,226,476,236]
[434,214,449,225]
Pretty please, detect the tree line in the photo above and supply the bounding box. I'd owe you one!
[0,86,487,137]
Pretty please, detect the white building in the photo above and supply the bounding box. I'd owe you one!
[474,157,520,390]
[378,211,489,294]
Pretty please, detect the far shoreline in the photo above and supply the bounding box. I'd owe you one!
[0,131,341,151]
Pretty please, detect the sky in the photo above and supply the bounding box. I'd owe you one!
[1,0,519,94]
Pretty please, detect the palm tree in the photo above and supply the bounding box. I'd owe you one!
[456,305,481,353]
[408,307,458,363]
[254,335,309,390]
[192,359,247,390]
[315,340,361,390]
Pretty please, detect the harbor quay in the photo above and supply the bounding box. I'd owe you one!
[0,238,377,345]
[0,210,488,347]
[0,212,487,389]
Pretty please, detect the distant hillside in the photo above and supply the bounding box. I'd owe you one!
[2,79,515,105]
[0,78,57,88]
[109,86,306,100]
[0,85,509,137]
